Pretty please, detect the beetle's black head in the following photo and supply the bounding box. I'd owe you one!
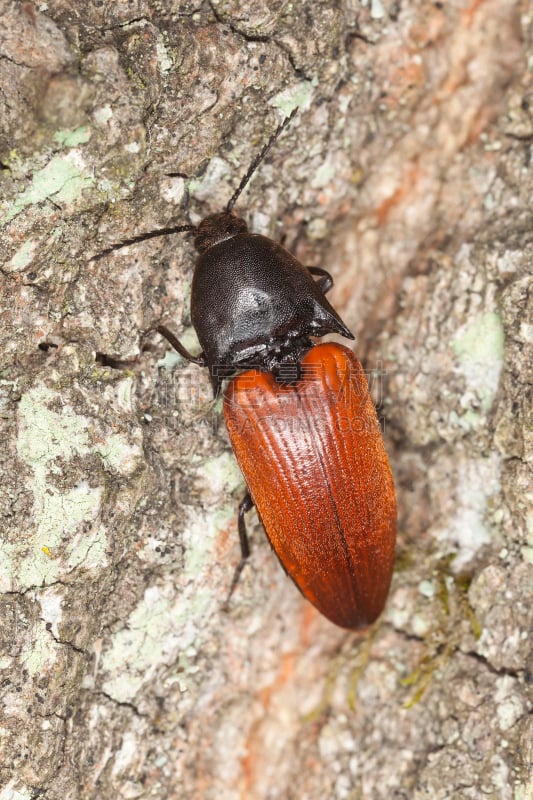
[194,212,248,255]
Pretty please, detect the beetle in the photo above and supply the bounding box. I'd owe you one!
[104,110,396,629]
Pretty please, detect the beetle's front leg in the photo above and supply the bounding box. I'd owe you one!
[308,266,334,294]
[155,324,206,366]
[223,491,254,610]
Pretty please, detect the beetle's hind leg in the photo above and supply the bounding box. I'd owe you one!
[308,266,334,294]
[223,491,254,610]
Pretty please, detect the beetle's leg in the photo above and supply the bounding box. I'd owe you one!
[308,266,334,294]
[223,492,254,609]
[155,324,206,366]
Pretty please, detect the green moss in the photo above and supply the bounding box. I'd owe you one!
[346,629,378,712]
[401,642,457,708]
[401,558,483,706]
[302,627,378,721]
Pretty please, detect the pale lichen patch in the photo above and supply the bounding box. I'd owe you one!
[0,781,35,800]
[182,506,235,578]
[270,81,315,115]
[37,587,64,638]
[0,541,16,592]
[436,454,501,569]
[6,239,39,272]
[54,126,92,147]
[21,621,57,676]
[198,452,243,499]
[101,503,236,703]
[95,432,143,476]
[452,312,505,413]
[15,386,105,587]
[100,586,204,703]
[1,151,94,226]
[67,522,108,571]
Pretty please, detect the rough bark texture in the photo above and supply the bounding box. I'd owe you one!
[1,1,531,799]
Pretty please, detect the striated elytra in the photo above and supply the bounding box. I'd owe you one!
[105,111,397,629]
[224,342,396,629]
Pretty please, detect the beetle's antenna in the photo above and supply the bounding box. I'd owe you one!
[93,223,197,260]
[226,107,298,213]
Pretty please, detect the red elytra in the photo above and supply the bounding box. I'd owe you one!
[223,342,397,630]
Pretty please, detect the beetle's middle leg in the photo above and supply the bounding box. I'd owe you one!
[223,491,254,609]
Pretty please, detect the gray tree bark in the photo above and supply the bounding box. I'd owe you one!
[1,1,531,799]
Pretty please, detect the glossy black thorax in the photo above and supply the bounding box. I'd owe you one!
[190,213,351,390]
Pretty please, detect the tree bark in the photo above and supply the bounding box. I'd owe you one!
[1,1,531,798]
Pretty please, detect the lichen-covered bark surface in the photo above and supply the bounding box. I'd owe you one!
[0,0,531,798]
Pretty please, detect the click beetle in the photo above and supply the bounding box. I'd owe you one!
[106,110,397,629]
